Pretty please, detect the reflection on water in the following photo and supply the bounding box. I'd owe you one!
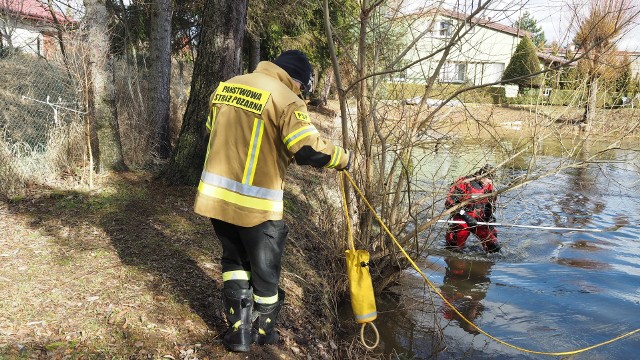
[368,137,640,359]
[552,158,606,229]
[440,257,493,335]
[555,257,611,270]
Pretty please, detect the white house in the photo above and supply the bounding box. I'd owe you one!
[395,7,529,86]
[0,0,74,58]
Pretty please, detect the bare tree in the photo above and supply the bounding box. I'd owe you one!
[0,0,20,50]
[323,0,640,292]
[572,0,640,131]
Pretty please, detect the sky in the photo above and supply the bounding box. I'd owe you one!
[521,0,640,52]
[66,0,640,52]
[403,0,640,52]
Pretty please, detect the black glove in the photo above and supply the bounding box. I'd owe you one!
[341,150,353,171]
[459,210,478,227]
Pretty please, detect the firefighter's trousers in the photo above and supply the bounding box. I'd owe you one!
[211,218,289,301]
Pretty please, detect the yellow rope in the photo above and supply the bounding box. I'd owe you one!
[341,170,640,356]
[339,172,355,252]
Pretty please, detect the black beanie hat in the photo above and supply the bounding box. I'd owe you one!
[274,50,313,89]
[475,164,495,177]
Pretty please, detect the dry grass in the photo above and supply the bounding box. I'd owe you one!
[0,171,349,359]
[0,140,23,201]
[0,106,374,360]
[377,100,640,140]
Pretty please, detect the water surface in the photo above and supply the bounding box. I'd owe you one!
[373,141,640,359]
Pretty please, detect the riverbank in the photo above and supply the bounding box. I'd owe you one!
[392,100,640,139]
[1,101,637,359]
[0,97,370,359]
[0,167,355,359]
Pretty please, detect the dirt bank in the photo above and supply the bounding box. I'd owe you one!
[0,96,356,359]
[1,101,637,359]
[0,165,357,359]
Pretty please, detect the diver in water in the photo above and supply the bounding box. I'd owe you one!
[444,164,501,253]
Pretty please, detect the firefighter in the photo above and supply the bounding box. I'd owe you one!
[194,50,351,352]
[444,164,501,253]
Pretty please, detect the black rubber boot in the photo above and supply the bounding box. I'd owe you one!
[222,288,253,352]
[485,242,501,253]
[252,289,285,345]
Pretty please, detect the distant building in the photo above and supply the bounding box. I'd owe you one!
[538,47,640,87]
[0,0,75,58]
[536,49,575,89]
[394,6,531,86]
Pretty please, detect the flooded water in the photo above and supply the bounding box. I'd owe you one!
[371,138,640,359]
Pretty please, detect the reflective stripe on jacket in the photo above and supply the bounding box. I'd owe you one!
[194,61,349,227]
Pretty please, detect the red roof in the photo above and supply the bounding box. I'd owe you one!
[401,6,532,38]
[537,51,573,66]
[0,0,74,25]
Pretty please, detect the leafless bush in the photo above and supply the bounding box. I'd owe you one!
[114,58,191,168]
[114,58,153,168]
[44,120,86,179]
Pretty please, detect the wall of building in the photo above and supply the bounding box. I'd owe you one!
[1,18,45,56]
[399,14,520,85]
[629,53,640,80]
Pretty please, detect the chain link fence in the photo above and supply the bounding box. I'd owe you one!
[0,44,86,196]
[0,16,191,199]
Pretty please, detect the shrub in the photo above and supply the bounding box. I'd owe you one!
[381,82,506,104]
[502,36,543,89]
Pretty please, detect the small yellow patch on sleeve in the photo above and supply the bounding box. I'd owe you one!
[294,111,310,123]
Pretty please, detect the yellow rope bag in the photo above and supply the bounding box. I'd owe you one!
[340,173,379,350]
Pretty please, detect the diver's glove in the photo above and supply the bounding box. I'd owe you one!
[459,210,478,227]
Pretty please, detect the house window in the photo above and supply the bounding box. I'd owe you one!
[440,62,466,83]
[438,21,453,37]
[484,62,505,84]
[397,60,410,80]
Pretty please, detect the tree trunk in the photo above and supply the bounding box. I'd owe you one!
[162,0,248,185]
[357,1,374,247]
[117,0,146,114]
[248,31,261,72]
[149,0,173,159]
[84,0,127,172]
[581,76,598,133]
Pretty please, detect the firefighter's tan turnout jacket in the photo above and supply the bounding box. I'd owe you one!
[194,61,350,227]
